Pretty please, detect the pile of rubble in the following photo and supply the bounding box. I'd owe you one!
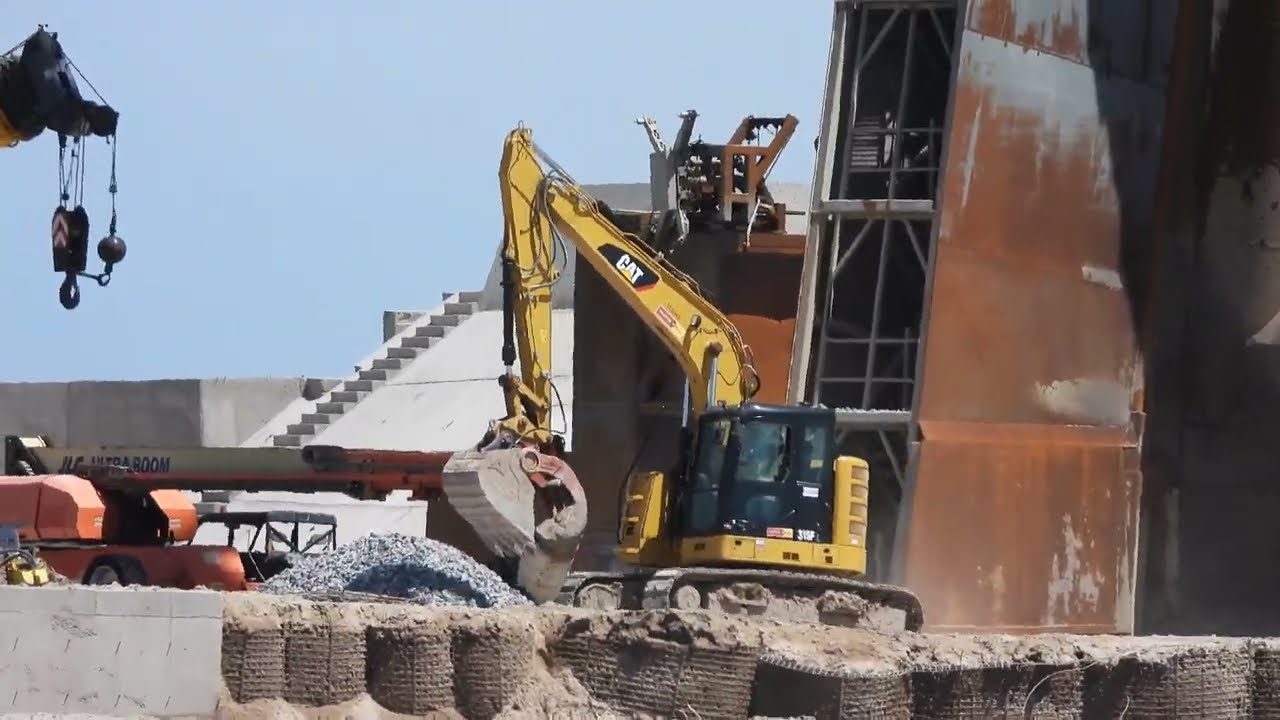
[259,533,530,609]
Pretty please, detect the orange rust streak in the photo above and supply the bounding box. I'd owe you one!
[968,0,1087,62]
[918,420,1130,446]
[717,252,804,404]
[905,425,1141,633]
[938,86,1122,275]
[922,69,1138,427]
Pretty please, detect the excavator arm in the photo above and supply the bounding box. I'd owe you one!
[492,127,760,447]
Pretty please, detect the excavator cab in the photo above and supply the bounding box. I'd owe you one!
[619,403,868,577]
[678,403,838,547]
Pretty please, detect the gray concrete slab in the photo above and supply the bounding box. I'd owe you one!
[478,242,577,313]
[199,378,319,446]
[65,380,204,446]
[240,293,477,448]
[0,585,223,718]
[0,378,324,447]
[317,309,575,451]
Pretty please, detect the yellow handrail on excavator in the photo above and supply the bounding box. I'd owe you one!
[489,126,759,449]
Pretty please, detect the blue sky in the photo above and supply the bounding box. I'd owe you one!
[4,2,830,381]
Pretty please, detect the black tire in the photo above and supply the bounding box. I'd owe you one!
[255,553,297,582]
[82,554,148,587]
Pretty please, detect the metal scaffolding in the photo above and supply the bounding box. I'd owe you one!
[790,0,958,575]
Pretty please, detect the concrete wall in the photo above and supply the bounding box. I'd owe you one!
[200,378,326,447]
[0,380,203,447]
[0,585,223,717]
[0,378,335,448]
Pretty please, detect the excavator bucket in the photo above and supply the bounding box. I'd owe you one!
[440,448,587,604]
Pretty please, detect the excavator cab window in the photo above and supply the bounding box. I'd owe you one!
[682,404,837,544]
[685,419,732,535]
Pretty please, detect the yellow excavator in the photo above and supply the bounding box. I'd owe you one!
[485,127,924,631]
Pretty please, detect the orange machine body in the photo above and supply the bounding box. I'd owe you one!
[0,474,197,542]
[0,473,245,588]
[34,544,249,590]
[0,444,472,590]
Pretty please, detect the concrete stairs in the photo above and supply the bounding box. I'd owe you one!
[269,291,484,448]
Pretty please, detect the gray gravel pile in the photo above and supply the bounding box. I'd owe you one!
[259,532,532,608]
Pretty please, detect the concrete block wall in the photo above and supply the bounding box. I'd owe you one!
[0,378,333,448]
[0,585,224,717]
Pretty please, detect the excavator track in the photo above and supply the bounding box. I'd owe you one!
[559,567,924,632]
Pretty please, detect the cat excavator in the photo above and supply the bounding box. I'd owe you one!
[485,126,925,631]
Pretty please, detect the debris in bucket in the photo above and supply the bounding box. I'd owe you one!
[259,532,532,608]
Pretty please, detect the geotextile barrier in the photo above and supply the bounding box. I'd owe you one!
[365,624,454,714]
[550,612,762,720]
[751,653,911,720]
[217,597,1269,719]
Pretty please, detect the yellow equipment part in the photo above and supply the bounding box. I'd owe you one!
[4,551,50,586]
[0,110,20,148]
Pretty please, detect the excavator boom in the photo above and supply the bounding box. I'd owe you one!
[493,128,759,445]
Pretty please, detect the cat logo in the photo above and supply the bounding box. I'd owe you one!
[599,243,658,291]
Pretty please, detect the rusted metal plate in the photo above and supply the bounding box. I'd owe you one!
[905,421,1141,633]
[967,0,1174,86]
[968,0,1088,62]
[718,252,804,405]
[902,1,1176,633]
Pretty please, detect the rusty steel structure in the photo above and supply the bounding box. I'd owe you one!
[791,0,1182,633]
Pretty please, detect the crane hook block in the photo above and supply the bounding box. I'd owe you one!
[50,205,126,310]
[51,205,89,274]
